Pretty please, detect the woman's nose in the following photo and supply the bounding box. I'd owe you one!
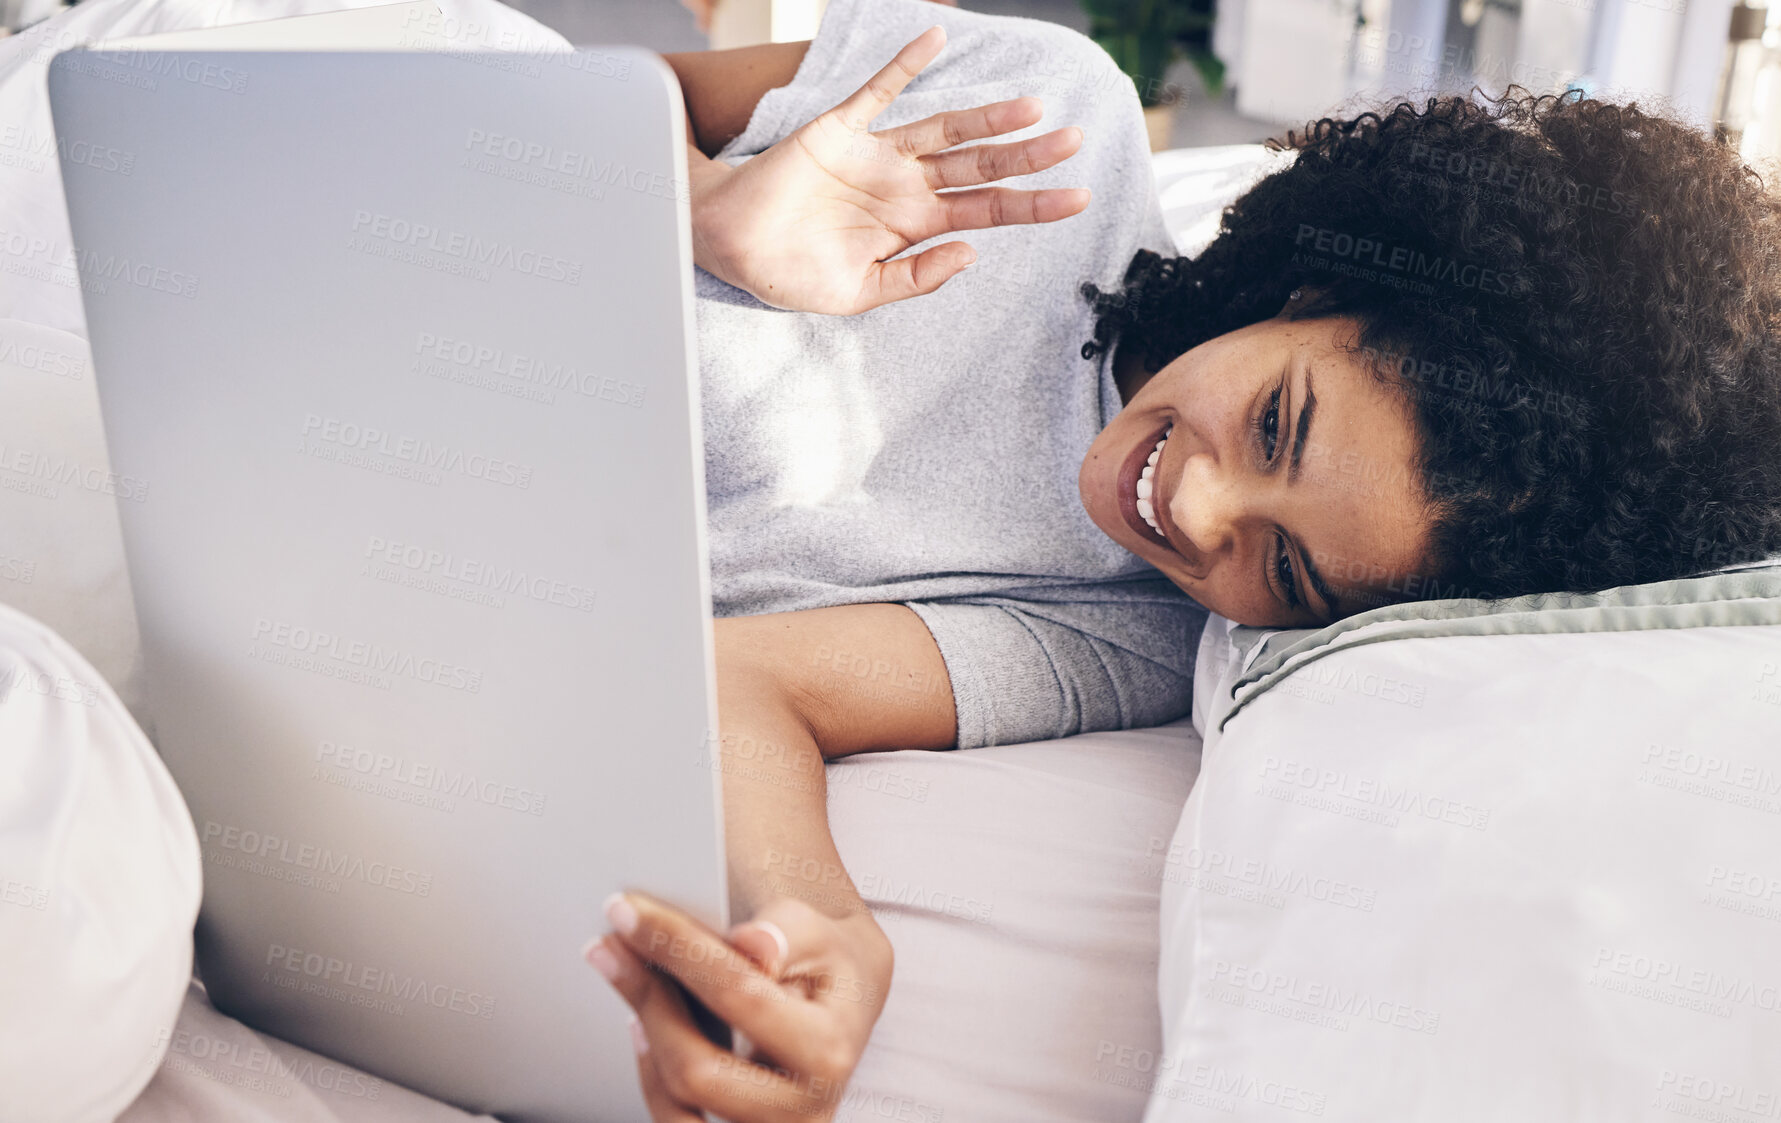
[1170,450,1240,562]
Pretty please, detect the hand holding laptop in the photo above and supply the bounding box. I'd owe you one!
[588,891,890,1122]
[687,24,1090,315]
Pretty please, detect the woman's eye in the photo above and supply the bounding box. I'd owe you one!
[1276,537,1299,607]
[1260,387,1282,461]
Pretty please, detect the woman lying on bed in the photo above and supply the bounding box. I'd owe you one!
[583,0,1781,1118]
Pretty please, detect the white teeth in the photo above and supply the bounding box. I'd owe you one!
[1132,425,1172,537]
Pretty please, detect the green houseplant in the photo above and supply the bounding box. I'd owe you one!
[1081,0,1224,110]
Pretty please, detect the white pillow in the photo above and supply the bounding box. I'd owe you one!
[1151,568,1781,1121]
[1188,610,1245,743]
[0,599,202,1123]
[1151,144,1296,259]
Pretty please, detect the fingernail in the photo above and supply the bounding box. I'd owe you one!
[603,892,639,936]
[628,1016,649,1055]
[754,920,790,966]
[584,939,620,983]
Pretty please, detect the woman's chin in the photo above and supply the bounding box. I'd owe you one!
[1080,484,1129,550]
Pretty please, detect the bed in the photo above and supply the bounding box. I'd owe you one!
[20,2,1773,1120]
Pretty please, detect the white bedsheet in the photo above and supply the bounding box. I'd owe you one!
[829,722,1201,1123]
[119,982,499,1123]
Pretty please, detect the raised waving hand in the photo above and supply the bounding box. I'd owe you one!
[689,24,1091,314]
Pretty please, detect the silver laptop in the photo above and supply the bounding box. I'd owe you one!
[47,26,727,1123]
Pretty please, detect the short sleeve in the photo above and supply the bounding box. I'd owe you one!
[905,590,1207,750]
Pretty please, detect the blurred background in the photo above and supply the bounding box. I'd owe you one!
[4,0,1778,158]
[496,0,1781,160]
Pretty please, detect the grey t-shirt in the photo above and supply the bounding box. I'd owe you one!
[697,0,1208,749]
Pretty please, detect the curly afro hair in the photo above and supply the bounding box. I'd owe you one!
[1079,89,1781,605]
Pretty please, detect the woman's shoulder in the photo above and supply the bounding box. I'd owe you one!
[721,0,1149,180]
[896,0,1139,123]
[793,0,1137,120]
[960,10,1133,101]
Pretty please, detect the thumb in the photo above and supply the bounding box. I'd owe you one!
[727,894,861,977]
[863,241,975,311]
[726,918,791,977]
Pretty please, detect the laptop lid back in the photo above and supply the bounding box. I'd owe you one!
[48,46,723,1123]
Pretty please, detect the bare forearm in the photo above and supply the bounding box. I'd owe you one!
[715,661,869,923]
[661,39,811,159]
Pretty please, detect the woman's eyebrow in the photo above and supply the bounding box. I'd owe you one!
[1299,547,1340,621]
[1287,369,1317,484]
[1283,366,1340,620]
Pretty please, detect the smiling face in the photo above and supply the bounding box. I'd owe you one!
[1080,308,1438,628]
